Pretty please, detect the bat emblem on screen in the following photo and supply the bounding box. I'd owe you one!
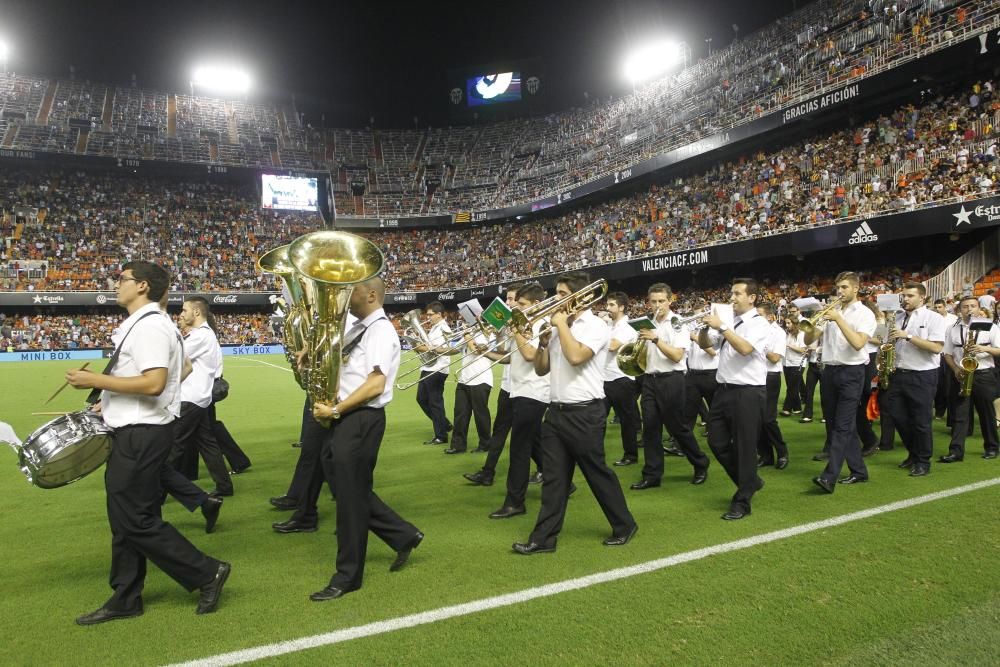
[476,73,514,99]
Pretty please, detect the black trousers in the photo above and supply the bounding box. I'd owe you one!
[948,369,1000,456]
[483,389,542,475]
[856,353,878,450]
[887,368,938,468]
[170,402,232,495]
[707,384,765,513]
[802,362,823,419]
[286,397,320,502]
[104,423,218,611]
[290,399,334,526]
[782,365,805,412]
[819,364,868,483]
[503,397,547,508]
[935,357,950,419]
[210,402,251,471]
[757,372,788,463]
[683,369,717,431]
[160,465,208,512]
[528,402,635,547]
[320,408,419,591]
[604,377,641,459]
[878,383,896,449]
[640,372,710,481]
[451,382,492,452]
[416,370,451,440]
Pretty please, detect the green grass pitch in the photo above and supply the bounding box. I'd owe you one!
[1,354,999,665]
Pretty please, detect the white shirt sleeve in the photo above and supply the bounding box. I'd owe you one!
[573,317,611,357]
[925,312,946,343]
[363,321,399,377]
[131,321,171,372]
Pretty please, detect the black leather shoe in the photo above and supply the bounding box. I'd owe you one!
[489,505,526,519]
[390,531,424,572]
[472,447,490,453]
[775,457,789,470]
[272,519,318,533]
[812,476,835,494]
[897,458,915,469]
[444,448,466,454]
[310,585,351,601]
[529,471,543,484]
[208,488,233,498]
[196,561,231,614]
[939,453,963,463]
[512,541,556,555]
[691,469,708,485]
[798,416,812,423]
[909,466,930,477]
[984,450,999,460]
[230,465,251,475]
[202,496,222,534]
[423,437,448,445]
[76,605,143,626]
[614,457,638,466]
[838,474,868,484]
[463,470,494,486]
[663,446,684,457]
[630,478,661,490]
[811,453,829,462]
[721,508,750,520]
[861,445,879,458]
[269,495,298,510]
[603,524,638,546]
[757,458,774,468]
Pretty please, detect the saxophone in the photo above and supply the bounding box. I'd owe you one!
[959,328,979,398]
[876,315,897,391]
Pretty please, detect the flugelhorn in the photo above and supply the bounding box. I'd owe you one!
[799,298,844,335]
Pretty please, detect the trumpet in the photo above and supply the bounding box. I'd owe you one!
[670,308,712,332]
[799,299,844,335]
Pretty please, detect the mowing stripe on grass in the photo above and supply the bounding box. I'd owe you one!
[166,476,1000,667]
[236,358,294,373]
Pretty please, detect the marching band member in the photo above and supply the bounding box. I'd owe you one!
[887,282,946,477]
[416,301,453,445]
[781,317,807,416]
[805,272,876,493]
[940,295,1000,462]
[602,291,642,467]
[857,300,882,457]
[698,277,770,519]
[755,303,789,469]
[631,283,711,490]
[513,272,637,554]
[684,305,719,434]
[445,323,493,454]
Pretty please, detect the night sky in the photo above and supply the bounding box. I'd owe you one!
[3,0,801,127]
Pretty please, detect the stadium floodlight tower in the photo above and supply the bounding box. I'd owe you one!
[623,40,688,87]
[189,64,251,98]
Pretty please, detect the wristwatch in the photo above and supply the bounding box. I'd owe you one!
[718,324,730,333]
[331,406,343,420]
[906,334,913,341]
[651,336,660,344]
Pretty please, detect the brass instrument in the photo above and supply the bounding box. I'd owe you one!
[400,309,439,365]
[798,299,843,335]
[959,328,979,398]
[258,244,310,389]
[615,339,648,377]
[395,312,498,390]
[287,230,384,420]
[670,308,712,332]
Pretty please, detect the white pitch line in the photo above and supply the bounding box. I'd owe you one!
[165,476,1000,667]
[231,358,293,373]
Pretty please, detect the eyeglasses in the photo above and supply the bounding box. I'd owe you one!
[115,275,141,285]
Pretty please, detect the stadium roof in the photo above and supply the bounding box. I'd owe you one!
[7,0,797,127]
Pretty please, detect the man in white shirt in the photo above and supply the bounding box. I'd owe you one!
[887,282,946,476]
[941,296,1000,462]
[805,272,877,493]
[755,303,789,469]
[513,272,637,554]
[309,276,423,601]
[490,282,550,519]
[684,312,719,434]
[699,277,771,520]
[781,316,807,415]
[602,291,642,467]
[445,326,493,454]
[66,261,229,623]
[631,283,711,490]
[415,301,453,445]
[932,298,957,421]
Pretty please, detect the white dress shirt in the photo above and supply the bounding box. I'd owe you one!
[893,306,946,371]
[764,322,786,373]
[498,329,513,393]
[548,310,610,403]
[644,312,688,374]
[687,337,720,370]
[711,311,771,386]
[458,331,494,387]
[602,316,638,382]
[509,318,550,403]
[338,308,399,408]
[821,301,876,366]
[420,319,452,374]
[101,302,183,428]
[180,323,222,408]
[943,320,1000,371]
[783,331,807,367]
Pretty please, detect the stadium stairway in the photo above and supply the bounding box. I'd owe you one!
[974,268,1000,296]
[209,142,219,161]
[224,101,239,144]
[270,149,281,167]
[1,124,16,148]
[101,89,114,132]
[413,130,427,165]
[373,132,383,165]
[36,80,57,124]
[166,94,177,138]
[75,128,89,154]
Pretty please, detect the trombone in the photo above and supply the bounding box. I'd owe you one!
[395,314,497,390]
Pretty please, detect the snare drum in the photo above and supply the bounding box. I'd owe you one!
[17,410,112,488]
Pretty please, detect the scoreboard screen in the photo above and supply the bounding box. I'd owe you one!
[261,174,318,212]
[466,72,522,107]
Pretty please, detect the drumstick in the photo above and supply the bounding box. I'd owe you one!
[44,362,91,405]
[31,412,73,416]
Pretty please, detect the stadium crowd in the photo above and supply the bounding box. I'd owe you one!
[2,79,997,293]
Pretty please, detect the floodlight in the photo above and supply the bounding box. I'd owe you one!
[190,65,251,94]
[623,41,684,85]
[0,41,8,60]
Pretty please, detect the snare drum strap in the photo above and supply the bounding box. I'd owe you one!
[86,311,161,405]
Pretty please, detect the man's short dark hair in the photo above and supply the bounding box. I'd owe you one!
[960,295,979,306]
[516,281,546,303]
[835,271,861,287]
[185,296,219,333]
[123,260,169,302]
[902,281,927,297]
[425,301,445,314]
[733,277,759,304]
[648,282,673,299]
[607,291,629,308]
[505,282,522,296]
[756,302,776,317]
[556,271,590,294]
[934,298,946,306]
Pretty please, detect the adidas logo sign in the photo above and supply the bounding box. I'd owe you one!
[849,221,878,245]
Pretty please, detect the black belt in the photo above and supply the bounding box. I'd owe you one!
[687,369,716,375]
[895,368,936,374]
[767,371,781,376]
[648,370,683,378]
[113,423,173,431]
[717,382,764,390]
[549,398,603,411]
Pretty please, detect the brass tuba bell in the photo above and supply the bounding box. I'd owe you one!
[258,244,310,389]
